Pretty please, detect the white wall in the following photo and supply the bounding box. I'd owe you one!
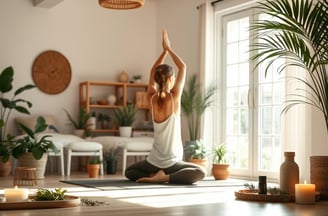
[0,0,203,140]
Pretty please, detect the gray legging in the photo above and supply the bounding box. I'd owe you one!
[125,160,206,185]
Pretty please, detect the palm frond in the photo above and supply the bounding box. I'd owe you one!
[251,0,328,131]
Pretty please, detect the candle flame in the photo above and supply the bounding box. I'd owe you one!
[14,185,18,189]
[304,180,307,184]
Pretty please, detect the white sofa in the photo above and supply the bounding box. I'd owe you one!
[15,115,154,175]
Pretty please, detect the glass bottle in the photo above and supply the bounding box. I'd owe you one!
[258,176,267,194]
[280,152,299,195]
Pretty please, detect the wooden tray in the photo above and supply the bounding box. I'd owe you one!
[0,195,80,210]
[235,190,294,202]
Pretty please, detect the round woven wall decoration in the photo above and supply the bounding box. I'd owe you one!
[32,50,71,94]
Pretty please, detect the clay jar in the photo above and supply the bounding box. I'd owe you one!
[119,71,129,83]
[280,152,299,195]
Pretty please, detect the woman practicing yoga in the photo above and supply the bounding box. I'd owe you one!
[125,29,205,184]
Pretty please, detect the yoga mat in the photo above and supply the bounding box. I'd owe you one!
[60,178,245,191]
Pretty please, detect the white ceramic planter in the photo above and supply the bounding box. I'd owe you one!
[119,126,132,137]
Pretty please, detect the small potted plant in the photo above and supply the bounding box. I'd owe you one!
[87,155,102,178]
[105,148,119,174]
[97,113,111,129]
[184,139,209,169]
[12,116,58,179]
[114,104,137,137]
[132,75,142,83]
[211,143,230,180]
[63,108,91,137]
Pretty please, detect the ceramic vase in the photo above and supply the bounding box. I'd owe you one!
[87,117,96,130]
[280,152,299,195]
[108,95,116,105]
[119,71,129,83]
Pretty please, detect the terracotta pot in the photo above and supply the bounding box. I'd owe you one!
[310,156,328,200]
[189,158,207,169]
[87,164,100,178]
[212,164,230,180]
[17,152,48,179]
[0,157,12,177]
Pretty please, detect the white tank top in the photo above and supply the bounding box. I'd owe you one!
[146,94,183,168]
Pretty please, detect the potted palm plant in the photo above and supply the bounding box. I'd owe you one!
[251,0,328,199]
[12,116,58,179]
[63,108,91,137]
[0,66,35,176]
[183,139,210,169]
[181,74,216,165]
[114,104,136,137]
[181,74,216,141]
[212,143,230,180]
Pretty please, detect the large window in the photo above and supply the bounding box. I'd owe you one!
[215,9,285,179]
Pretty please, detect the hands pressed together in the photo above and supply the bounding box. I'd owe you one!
[162,28,171,52]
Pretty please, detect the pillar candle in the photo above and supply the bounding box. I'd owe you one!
[4,186,29,202]
[295,182,315,204]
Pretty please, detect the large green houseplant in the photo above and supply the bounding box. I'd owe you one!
[0,66,34,164]
[181,74,216,141]
[12,116,58,179]
[251,0,328,199]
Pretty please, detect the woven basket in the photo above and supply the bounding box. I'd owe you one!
[99,0,144,10]
[235,190,294,202]
[310,156,328,200]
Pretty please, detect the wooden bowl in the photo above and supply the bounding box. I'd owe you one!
[97,100,108,105]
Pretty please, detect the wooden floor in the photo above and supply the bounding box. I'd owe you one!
[0,172,328,216]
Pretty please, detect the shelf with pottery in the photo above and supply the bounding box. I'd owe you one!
[79,80,150,135]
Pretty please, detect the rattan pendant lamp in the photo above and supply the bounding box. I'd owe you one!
[99,0,145,10]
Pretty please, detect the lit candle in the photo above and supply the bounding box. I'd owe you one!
[295,181,316,204]
[4,186,29,202]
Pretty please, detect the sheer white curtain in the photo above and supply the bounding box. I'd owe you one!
[198,2,216,173]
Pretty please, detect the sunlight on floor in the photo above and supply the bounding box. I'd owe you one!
[59,186,239,208]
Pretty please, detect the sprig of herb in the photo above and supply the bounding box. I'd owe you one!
[81,198,109,206]
[243,183,256,191]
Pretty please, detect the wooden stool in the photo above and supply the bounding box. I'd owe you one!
[14,167,37,186]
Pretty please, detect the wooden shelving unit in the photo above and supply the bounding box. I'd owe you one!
[79,81,150,135]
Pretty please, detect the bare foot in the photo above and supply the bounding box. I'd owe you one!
[136,170,169,183]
